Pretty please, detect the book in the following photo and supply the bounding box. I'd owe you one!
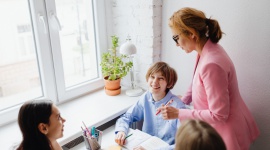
[123,129,169,150]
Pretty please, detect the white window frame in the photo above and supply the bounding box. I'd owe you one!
[0,0,107,127]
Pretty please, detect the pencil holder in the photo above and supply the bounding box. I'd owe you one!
[82,129,103,150]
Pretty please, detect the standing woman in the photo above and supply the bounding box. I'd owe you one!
[17,99,66,150]
[160,7,259,150]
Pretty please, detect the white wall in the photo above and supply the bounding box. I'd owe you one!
[161,0,270,150]
[105,0,163,89]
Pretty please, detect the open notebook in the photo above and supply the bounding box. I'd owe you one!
[123,129,169,150]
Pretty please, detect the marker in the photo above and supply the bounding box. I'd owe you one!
[91,126,96,137]
[155,99,174,115]
[124,133,133,140]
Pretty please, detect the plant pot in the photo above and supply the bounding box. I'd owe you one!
[104,86,121,96]
[104,77,121,90]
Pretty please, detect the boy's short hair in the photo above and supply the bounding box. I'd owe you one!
[145,61,178,89]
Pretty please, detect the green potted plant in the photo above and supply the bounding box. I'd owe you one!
[100,35,133,96]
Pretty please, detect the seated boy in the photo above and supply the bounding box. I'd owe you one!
[115,62,186,150]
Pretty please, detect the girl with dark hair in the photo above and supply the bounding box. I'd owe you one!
[159,7,259,150]
[17,99,66,150]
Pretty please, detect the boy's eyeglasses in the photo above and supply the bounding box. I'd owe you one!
[172,35,179,44]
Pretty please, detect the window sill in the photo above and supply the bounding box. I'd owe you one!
[0,86,140,150]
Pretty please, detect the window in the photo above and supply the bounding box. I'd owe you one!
[0,0,107,126]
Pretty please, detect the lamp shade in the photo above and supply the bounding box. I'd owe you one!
[120,40,137,55]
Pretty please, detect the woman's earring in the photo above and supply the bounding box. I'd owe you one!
[205,26,209,37]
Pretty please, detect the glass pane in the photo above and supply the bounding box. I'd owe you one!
[55,0,98,88]
[0,0,43,110]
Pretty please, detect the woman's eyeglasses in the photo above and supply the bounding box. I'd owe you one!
[172,35,179,44]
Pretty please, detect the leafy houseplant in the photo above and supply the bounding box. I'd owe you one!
[100,35,133,95]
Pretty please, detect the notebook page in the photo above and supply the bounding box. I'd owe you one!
[123,129,152,150]
[140,136,169,150]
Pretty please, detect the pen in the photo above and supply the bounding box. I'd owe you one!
[124,133,133,140]
[81,126,86,136]
[82,121,91,136]
[81,126,85,132]
[155,99,174,115]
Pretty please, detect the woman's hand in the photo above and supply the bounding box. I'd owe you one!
[115,131,126,145]
[160,105,180,120]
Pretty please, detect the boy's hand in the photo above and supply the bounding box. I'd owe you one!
[115,131,126,145]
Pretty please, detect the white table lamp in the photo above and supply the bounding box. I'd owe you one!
[120,36,143,97]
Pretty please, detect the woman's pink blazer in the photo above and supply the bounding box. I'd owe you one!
[180,40,259,150]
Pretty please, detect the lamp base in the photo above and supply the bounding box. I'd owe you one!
[126,88,144,97]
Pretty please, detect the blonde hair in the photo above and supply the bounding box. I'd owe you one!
[169,7,223,44]
[175,119,226,150]
[145,62,177,90]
